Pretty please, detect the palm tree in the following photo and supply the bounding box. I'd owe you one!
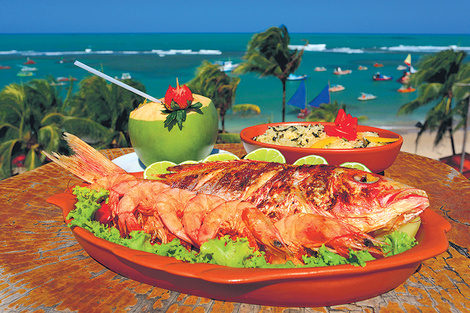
[398,49,470,155]
[187,61,240,133]
[234,25,306,122]
[68,75,146,147]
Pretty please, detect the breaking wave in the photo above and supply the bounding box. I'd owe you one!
[0,49,223,57]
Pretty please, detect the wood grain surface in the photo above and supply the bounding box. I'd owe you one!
[0,145,469,312]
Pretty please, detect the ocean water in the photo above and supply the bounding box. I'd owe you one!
[1,33,470,133]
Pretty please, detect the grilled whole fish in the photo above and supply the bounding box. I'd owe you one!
[160,160,429,234]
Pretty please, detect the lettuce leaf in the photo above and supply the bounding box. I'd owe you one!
[67,186,418,268]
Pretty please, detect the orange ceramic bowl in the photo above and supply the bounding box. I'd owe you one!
[47,191,450,307]
[240,122,403,173]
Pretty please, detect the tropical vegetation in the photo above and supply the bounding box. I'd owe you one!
[186,60,240,133]
[234,25,306,122]
[0,76,146,179]
[306,101,368,123]
[398,49,470,155]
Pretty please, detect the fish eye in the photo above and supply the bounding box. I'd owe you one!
[353,173,380,184]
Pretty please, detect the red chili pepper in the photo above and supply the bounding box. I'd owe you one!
[324,109,358,141]
[94,202,113,226]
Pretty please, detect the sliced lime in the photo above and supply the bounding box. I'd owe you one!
[143,160,177,180]
[293,155,328,166]
[339,161,372,172]
[202,152,240,163]
[244,148,286,163]
[179,160,199,165]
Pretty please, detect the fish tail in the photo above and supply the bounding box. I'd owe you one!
[42,132,127,183]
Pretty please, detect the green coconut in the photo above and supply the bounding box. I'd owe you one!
[129,94,218,165]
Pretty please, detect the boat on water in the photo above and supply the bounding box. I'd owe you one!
[373,63,383,68]
[287,74,308,81]
[358,92,377,101]
[397,65,407,71]
[358,65,368,70]
[333,67,352,75]
[23,58,36,65]
[0,65,11,69]
[314,66,326,72]
[17,71,33,77]
[216,61,239,72]
[287,80,330,118]
[57,77,78,82]
[329,84,345,92]
[21,66,38,72]
[120,73,132,80]
[397,86,416,93]
[373,72,393,81]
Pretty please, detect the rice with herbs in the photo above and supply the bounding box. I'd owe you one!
[253,124,386,149]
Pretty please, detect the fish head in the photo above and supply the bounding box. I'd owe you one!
[330,168,430,233]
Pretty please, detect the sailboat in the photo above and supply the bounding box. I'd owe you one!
[287,80,331,119]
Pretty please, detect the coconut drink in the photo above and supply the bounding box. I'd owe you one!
[129,80,218,165]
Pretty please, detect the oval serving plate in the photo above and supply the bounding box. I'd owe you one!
[47,192,450,307]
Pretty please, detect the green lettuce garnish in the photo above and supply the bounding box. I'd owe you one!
[67,186,418,268]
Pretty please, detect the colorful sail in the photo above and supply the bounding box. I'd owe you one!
[404,54,411,66]
[287,80,306,109]
[308,85,330,108]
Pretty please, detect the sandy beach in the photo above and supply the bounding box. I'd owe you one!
[399,129,469,160]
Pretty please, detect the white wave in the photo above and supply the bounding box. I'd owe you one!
[151,49,222,57]
[0,50,19,55]
[289,44,326,51]
[382,44,470,53]
[0,49,223,57]
[329,47,364,54]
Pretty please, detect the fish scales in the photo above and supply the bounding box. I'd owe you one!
[163,160,430,234]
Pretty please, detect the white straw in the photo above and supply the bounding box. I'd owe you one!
[74,60,161,103]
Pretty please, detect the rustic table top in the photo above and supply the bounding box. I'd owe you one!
[1,143,469,312]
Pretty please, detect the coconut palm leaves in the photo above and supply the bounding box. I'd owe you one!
[398,49,470,154]
[69,76,146,147]
[0,76,146,179]
[234,25,306,122]
[187,61,240,133]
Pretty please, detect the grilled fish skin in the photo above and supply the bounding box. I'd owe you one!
[161,160,429,233]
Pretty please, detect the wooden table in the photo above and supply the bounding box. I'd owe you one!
[1,143,469,312]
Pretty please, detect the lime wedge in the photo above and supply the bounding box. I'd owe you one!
[339,161,372,172]
[243,148,286,163]
[202,152,240,163]
[143,160,177,180]
[293,155,328,166]
[179,160,199,165]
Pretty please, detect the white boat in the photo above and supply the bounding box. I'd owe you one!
[120,73,132,80]
[287,74,308,81]
[333,67,352,75]
[21,66,38,72]
[216,61,239,72]
[358,92,377,101]
[314,66,326,72]
[329,84,345,92]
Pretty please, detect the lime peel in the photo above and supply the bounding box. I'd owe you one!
[293,155,328,166]
[243,148,286,163]
[202,152,240,163]
[144,161,177,180]
[339,161,372,172]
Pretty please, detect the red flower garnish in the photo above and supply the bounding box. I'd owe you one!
[161,79,202,130]
[324,109,358,141]
[163,78,193,111]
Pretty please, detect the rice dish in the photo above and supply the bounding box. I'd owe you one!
[253,124,389,149]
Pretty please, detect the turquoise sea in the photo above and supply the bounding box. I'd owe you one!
[1,33,470,133]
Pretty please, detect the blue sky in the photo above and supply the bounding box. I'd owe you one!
[2,0,469,34]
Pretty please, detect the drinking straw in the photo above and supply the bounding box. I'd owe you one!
[74,60,161,103]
